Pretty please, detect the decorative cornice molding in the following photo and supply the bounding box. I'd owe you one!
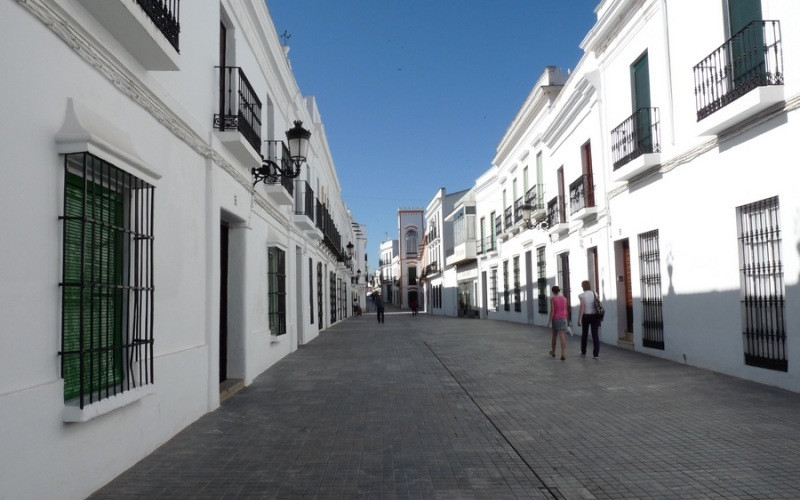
[19,0,287,226]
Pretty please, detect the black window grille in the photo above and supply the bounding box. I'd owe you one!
[309,258,314,325]
[317,263,323,327]
[490,268,498,311]
[330,272,337,323]
[638,230,664,349]
[60,152,154,409]
[737,197,786,371]
[503,261,510,311]
[537,247,547,314]
[513,256,521,312]
[268,247,286,336]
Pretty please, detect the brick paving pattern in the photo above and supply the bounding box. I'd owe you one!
[93,306,800,499]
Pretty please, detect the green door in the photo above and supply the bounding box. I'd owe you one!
[728,0,764,88]
[631,52,652,152]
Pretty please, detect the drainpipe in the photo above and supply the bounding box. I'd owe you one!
[661,0,675,146]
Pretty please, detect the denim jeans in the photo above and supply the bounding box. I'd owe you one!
[581,313,601,357]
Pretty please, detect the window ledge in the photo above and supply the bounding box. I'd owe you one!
[270,334,286,344]
[63,385,155,423]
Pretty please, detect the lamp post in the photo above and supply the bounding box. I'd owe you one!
[252,120,311,185]
[520,203,548,230]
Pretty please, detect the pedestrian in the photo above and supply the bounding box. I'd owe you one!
[547,285,568,360]
[374,293,385,324]
[410,298,419,316]
[577,280,601,359]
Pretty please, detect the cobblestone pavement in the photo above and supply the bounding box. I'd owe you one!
[93,306,800,499]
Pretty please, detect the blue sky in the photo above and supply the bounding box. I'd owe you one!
[266,1,598,269]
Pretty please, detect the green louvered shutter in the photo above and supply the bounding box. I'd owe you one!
[62,173,124,401]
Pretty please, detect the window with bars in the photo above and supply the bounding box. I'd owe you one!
[309,258,314,325]
[317,263,323,327]
[638,230,664,349]
[268,247,286,336]
[60,152,154,409]
[537,247,547,314]
[490,268,498,311]
[513,256,521,312]
[737,196,787,371]
[330,272,337,323]
[503,261,510,311]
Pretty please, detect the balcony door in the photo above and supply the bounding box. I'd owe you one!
[727,0,764,87]
[581,141,595,207]
[631,52,652,153]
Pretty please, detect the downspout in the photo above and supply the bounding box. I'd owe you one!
[661,0,676,146]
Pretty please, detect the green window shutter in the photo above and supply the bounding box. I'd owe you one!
[62,173,124,401]
[631,53,653,152]
[728,0,764,86]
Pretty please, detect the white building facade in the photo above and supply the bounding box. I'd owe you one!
[397,209,424,309]
[421,188,467,317]
[1,1,363,498]
[447,0,800,393]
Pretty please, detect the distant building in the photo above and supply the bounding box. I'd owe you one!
[397,209,424,309]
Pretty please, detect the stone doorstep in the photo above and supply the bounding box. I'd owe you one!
[219,378,244,403]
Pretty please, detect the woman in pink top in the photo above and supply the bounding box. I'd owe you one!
[547,285,569,360]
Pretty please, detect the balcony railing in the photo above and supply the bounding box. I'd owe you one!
[546,197,563,227]
[317,202,342,258]
[261,141,295,195]
[503,206,513,230]
[495,215,503,236]
[135,0,180,52]
[513,197,525,224]
[524,185,543,210]
[694,20,783,121]
[294,180,314,221]
[214,66,262,153]
[569,174,595,214]
[611,107,661,169]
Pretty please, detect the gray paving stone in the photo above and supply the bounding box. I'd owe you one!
[92,306,800,499]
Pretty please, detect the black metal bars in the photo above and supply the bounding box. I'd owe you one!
[694,20,783,121]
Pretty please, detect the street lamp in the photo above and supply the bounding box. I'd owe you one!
[252,121,311,185]
[520,203,548,230]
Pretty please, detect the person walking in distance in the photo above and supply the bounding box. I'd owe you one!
[547,286,568,360]
[578,280,601,359]
[374,293,385,324]
[410,298,419,316]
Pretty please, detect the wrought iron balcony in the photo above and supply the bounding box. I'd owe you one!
[611,107,661,170]
[261,141,294,197]
[317,202,342,259]
[569,174,598,222]
[694,20,783,122]
[569,174,595,214]
[483,234,495,253]
[214,66,262,154]
[135,0,180,52]
[513,197,525,224]
[546,196,566,230]
[293,180,315,231]
[503,206,513,230]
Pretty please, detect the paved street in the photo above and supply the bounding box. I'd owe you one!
[93,306,800,499]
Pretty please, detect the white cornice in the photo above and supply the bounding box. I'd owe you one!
[20,0,288,225]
